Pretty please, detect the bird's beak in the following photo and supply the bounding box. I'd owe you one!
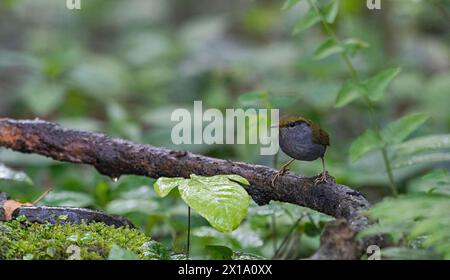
[270,124,279,128]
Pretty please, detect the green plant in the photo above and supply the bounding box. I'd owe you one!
[0,219,170,260]
[285,0,422,196]
[153,174,250,232]
[359,170,450,260]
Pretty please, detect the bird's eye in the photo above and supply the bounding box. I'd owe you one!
[289,122,295,128]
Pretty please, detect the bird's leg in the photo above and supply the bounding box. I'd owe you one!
[314,157,329,185]
[271,158,295,186]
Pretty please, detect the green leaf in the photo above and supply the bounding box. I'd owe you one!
[392,153,450,169]
[391,134,450,158]
[0,164,33,185]
[105,199,158,215]
[153,175,250,232]
[360,194,450,259]
[313,38,343,60]
[363,67,401,101]
[282,0,301,10]
[349,129,383,162]
[153,177,185,197]
[407,169,450,196]
[41,191,94,207]
[334,80,365,108]
[322,0,339,23]
[293,8,321,34]
[381,113,429,145]
[141,241,170,260]
[232,251,266,260]
[107,245,140,260]
[205,245,233,260]
[179,175,250,232]
[343,38,370,56]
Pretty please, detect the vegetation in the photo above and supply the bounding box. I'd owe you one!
[0,0,449,259]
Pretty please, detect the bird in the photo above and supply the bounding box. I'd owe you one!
[271,115,330,186]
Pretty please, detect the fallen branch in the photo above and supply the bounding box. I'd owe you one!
[0,118,374,259]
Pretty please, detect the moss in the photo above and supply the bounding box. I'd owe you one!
[0,217,169,260]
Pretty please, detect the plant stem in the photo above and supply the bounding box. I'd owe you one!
[187,206,191,258]
[271,213,278,254]
[273,215,304,259]
[306,0,398,196]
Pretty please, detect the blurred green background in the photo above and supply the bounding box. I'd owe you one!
[0,0,449,259]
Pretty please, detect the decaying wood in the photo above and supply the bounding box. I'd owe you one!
[0,118,377,259]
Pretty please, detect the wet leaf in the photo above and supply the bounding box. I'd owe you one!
[154,175,250,232]
[381,113,429,145]
[349,129,383,162]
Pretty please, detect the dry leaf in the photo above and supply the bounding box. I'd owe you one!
[2,200,32,220]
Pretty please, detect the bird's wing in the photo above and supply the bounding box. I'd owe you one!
[312,123,330,146]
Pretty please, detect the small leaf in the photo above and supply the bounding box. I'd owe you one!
[334,80,365,108]
[282,0,301,10]
[2,199,32,220]
[349,129,383,162]
[141,241,170,260]
[293,8,321,34]
[153,177,185,197]
[313,38,343,60]
[322,0,339,23]
[179,174,250,232]
[381,113,429,145]
[343,38,370,56]
[205,245,233,260]
[363,67,401,101]
[107,245,140,260]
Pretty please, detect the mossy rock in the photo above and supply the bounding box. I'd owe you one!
[0,217,170,260]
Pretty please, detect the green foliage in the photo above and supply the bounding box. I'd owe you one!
[282,0,301,11]
[293,8,321,35]
[40,191,94,208]
[0,0,448,260]
[0,220,168,260]
[360,193,450,259]
[154,175,250,232]
[350,113,428,163]
[334,80,365,108]
[314,37,368,60]
[349,129,383,162]
[363,67,402,101]
[381,113,429,145]
[205,245,265,260]
[390,134,450,169]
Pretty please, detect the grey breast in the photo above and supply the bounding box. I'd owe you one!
[279,122,326,161]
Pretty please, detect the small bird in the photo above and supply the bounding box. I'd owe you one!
[272,115,330,186]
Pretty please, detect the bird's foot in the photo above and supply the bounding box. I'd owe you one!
[314,171,330,185]
[271,167,289,186]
